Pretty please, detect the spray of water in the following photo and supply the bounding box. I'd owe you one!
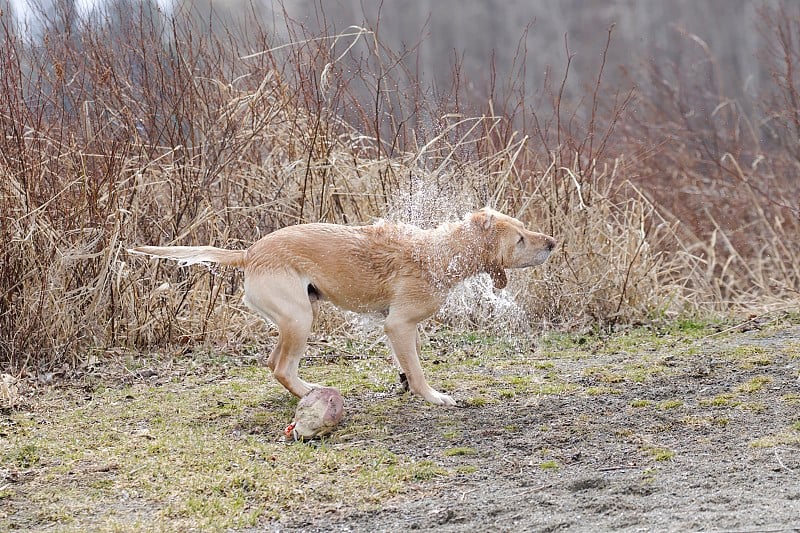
[384,174,471,227]
[438,274,530,335]
[385,175,531,336]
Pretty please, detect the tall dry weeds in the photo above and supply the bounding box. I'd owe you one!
[617,2,800,310]
[1,2,798,375]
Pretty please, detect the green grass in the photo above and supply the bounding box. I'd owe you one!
[783,394,800,405]
[444,447,477,457]
[719,345,774,369]
[785,342,800,359]
[646,447,676,462]
[539,460,560,470]
[682,415,729,428]
[698,372,777,414]
[735,376,772,394]
[584,366,625,383]
[751,425,800,448]
[8,443,41,468]
[658,399,684,410]
[463,396,490,407]
[0,362,448,531]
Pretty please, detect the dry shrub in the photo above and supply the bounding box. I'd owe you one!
[618,2,800,310]
[1,2,797,374]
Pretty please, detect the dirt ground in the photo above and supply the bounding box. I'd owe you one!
[2,318,800,532]
[276,321,800,532]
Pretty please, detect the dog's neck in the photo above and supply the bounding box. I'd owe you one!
[414,220,507,290]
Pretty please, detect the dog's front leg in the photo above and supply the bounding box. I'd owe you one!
[390,329,420,393]
[384,314,455,406]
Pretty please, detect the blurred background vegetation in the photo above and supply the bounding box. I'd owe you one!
[1,0,798,374]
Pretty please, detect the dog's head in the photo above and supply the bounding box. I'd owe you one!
[468,208,556,288]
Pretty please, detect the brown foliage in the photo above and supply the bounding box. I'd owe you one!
[1,2,797,373]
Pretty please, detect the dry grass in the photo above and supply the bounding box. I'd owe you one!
[1,2,798,374]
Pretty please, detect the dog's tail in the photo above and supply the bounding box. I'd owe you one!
[128,245,246,268]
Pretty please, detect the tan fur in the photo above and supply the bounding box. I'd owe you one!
[129,207,556,406]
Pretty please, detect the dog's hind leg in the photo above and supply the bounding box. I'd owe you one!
[271,306,319,397]
[384,311,455,406]
[243,276,322,397]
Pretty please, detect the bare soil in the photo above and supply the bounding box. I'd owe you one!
[278,322,800,532]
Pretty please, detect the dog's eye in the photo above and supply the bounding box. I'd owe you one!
[517,235,525,245]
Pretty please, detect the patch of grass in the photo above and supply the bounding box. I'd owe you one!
[5,321,798,530]
[720,345,774,369]
[539,331,592,351]
[539,460,560,470]
[444,447,477,457]
[303,357,398,396]
[682,416,729,427]
[502,372,577,397]
[441,430,463,440]
[0,362,455,531]
[641,467,658,483]
[585,386,623,396]
[506,375,532,389]
[674,317,717,336]
[785,342,800,359]
[646,447,675,462]
[700,393,741,408]
[783,394,800,405]
[584,366,625,383]
[463,396,489,407]
[535,382,579,395]
[407,461,449,481]
[735,376,772,394]
[739,402,768,413]
[623,361,669,383]
[593,321,717,355]
[751,429,800,448]
[6,443,41,468]
[658,399,684,410]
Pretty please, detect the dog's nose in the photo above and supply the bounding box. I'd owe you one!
[546,237,557,251]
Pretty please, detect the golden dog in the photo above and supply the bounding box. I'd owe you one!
[130,207,556,406]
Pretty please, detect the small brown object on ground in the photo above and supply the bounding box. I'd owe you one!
[284,387,344,441]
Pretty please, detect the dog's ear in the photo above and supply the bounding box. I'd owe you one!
[474,208,496,230]
[488,266,508,289]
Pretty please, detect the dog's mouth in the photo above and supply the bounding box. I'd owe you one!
[532,249,553,266]
[489,268,508,289]
[509,248,554,269]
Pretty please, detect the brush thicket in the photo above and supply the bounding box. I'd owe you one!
[1,2,798,374]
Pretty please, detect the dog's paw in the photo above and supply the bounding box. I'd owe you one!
[288,379,325,398]
[424,390,456,407]
[301,380,325,393]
